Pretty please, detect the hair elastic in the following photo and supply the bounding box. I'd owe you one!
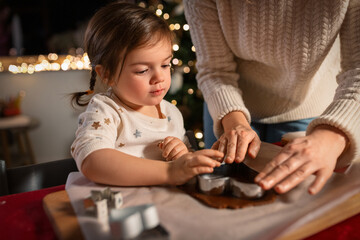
[86,90,94,95]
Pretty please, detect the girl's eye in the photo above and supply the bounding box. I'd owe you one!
[162,63,171,68]
[136,69,148,74]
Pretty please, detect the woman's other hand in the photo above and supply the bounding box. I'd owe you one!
[255,125,348,195]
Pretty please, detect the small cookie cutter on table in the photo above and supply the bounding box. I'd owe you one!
[84,187,169,239]
[197,163,265,199]
[84,187,123,220]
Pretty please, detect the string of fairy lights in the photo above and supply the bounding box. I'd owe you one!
[0,2,205,147]
[0,3,196,75]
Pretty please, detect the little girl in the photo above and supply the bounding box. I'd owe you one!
[71,2,223,186]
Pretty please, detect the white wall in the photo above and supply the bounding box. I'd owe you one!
[0,70,90,163]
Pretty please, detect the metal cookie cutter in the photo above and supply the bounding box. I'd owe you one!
[83,187,123,220]
[197,173,229,195]
[197,163,265,199]
[230,178,264,199]
[109,204,161,239]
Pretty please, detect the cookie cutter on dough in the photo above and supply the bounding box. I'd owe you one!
[197,163,265,199]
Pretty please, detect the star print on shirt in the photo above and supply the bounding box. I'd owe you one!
[104,118,111,125]
[133,129,142,138]
[92,122,101,130]
[118,143,125,147]
[167,116,171,122]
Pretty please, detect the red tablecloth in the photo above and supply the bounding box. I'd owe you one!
[1,185,360,240]
[0,185,64,240]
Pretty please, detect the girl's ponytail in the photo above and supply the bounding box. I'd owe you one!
[71,68,96,107]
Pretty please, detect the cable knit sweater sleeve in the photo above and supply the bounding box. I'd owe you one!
[307,0,360,167]
[183,0,252,137]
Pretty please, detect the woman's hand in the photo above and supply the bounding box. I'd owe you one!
[167,149,223,185]
[212,111,261,164]
[255,125,348,195]
[158,136,189,161]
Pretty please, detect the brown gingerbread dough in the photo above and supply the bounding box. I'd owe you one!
[179,185,277,209]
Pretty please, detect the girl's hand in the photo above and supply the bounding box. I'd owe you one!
[158,136,189,161]
[167,149,224,185]
[213,111,261,164]
[255,125,348,195]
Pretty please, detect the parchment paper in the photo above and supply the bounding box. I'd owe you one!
[65,142,360,240]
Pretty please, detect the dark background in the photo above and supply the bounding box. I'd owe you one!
[0,0,116,55]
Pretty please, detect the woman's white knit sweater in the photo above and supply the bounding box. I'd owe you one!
[184,0,360,166]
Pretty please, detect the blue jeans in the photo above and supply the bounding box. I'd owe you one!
[203,103,314,148]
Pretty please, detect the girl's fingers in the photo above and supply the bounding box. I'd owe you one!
[162,138,182,158]
[168,149,188,161]
[166,144,181,160]
[193,166,215,175]
[188,154,221,168]
[194,149,224,158]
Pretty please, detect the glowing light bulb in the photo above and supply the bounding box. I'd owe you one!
[172,44,179,51]
[163,13,169,20]
[172,58,179,65]
[195,131,203,139]
[183,66,190,73]
[156,9,162,16]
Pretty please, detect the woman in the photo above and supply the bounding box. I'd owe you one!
[183,0,360,194]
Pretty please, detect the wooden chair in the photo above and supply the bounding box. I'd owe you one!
[0,158,78,196]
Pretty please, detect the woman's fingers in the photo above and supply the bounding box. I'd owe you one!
[217,137,227,154]
[212,126,261,164]
[255,148,296,183]
[247,135,261,159]
[224,130,237,163]
[255,133,340,194]
[272,163,312,193]
[308,169,333,195]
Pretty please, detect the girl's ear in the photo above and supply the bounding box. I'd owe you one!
[95,65,111,85]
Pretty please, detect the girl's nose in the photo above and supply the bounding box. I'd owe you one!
[150,69,164,84]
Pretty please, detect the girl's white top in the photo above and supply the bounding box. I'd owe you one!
[71,90,186,172]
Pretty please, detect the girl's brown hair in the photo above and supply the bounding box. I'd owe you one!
[71,2,174,106]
